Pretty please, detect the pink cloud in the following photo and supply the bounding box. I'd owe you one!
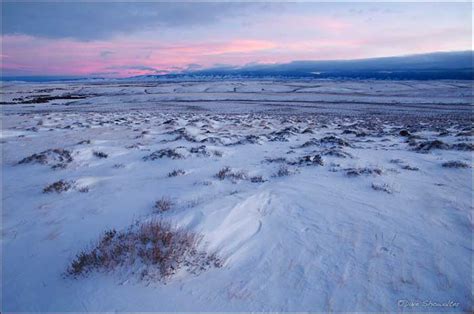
[1,35,278,76]
[1,22,471,77]
[158,40,276,55]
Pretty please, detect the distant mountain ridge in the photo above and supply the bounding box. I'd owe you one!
[134,50,474,81]
[2,51,472,82]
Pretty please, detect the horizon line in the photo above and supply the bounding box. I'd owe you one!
[2,49,472,80]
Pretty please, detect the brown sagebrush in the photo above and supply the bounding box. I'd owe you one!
[66,220,222,280]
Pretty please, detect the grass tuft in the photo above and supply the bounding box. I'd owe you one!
[154,197,174,212]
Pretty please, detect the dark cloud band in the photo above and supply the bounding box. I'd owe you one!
[2,2,256,40]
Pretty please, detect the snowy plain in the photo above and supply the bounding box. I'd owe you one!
[1,79,473,312]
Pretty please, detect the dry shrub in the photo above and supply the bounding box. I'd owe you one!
[371,182,393,194]
[215,166,231,180]
[154,197,174,212]
[43,180,74,193]
[274,165,291,177]
[212,150,223,157]
[19,148,73,169]
[319,135,351,147]
[189,145,210,157]
[215,167,248,181]
[264,157,287,163]
[414,140,449,152]
[168,169,186,177]
[93,151,108,158]
[290,154,324,166]
[67,220,222,280]
[442,161,470,168]
[390,159,418,171]
[250,175,265,183]
[78,186,90,193]
[345,167,382,177]
[389,159,403,164]
[143,148,184,161]
[451,143,474,151]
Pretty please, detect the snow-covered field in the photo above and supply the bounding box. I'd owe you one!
[1,80,472,312]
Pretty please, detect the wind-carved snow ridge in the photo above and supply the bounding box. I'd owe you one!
[1,80,473,312]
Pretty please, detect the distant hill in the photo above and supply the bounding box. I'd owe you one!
[2,51,472,82]
[134,50,474,80]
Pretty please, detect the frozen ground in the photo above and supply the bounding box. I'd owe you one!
[1,80,473,312]
[1,79,472,115]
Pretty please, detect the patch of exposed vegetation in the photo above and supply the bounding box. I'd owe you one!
[273,165,291,177]
[389,159,403,164]
[320,135,351,147]
[154,197,174,213]
[189,145,210,157]
[390,159,418,171]
[168,169,186,177]
[250,175,266,183]
[264,157,287,164]
[18,148,73,169]
[10,94,87,105]
[215,167,248,181]
[299,136,350,149]
[289,154,324,166]
[414,140,449,152]
[412,140,473,152]
[268,127,299,142]
[66,220,222,280]
[43,180,74,193]
[371,182,393,194]
[345,167,382,177]
[143,148,184,161]
[78,186,90,193]
[451,143,474,151]
[441,161,470,168]
[320,148,352,158]
[455,130,473,137]
[93,151,108,159]
[167,128,199,143]
[212,150,223,157]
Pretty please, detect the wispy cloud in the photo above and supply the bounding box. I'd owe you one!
[1,35,279,76]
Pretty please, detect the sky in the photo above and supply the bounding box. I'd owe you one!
[1,1,472,77]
